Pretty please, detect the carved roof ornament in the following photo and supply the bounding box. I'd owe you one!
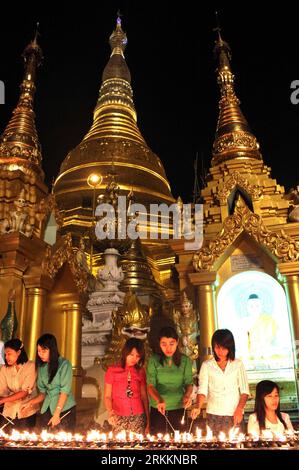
[42,233,89,293]
[193,195,299,271]
[35,193,64,230]
[216,171,262,204]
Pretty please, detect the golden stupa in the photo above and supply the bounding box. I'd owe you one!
[53,17,174,238]
[171,29,299,412]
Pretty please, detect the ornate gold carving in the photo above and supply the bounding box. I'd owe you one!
[0,188,33,237]
[0,35,43,180]
[173,291,199,365]
[216,171,262,204]
[102,290,152,369]
[212,32,261,166]
[213,131,260,155]
[193,196,299,271]
[35,193,64,230]
[42,233,89,293]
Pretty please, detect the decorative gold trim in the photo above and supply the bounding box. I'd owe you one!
[42,233,88,293]
[193,196,299,271]
[54,161,171,192]
[216,171,262,204]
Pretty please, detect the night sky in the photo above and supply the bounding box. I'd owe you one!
[0,1,298,202]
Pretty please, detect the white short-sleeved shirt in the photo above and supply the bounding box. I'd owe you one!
[197,358,250,416]
[247,412,294,435]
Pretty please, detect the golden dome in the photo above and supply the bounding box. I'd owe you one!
[54,17,174,233]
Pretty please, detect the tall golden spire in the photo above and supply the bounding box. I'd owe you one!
[0,26,44,180]
[54,15,173,234]
[83,16,145,144]
[211,26,262,166]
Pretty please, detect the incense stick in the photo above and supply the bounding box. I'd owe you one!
[0,412,15,426]
[60,410,72,421]
[164,413,176,433]
[188,419,194,434]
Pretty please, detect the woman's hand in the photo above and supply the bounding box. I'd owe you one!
[183,394,192,409]
[47,412,61,427]
[190,407,201,420]
[108,410,117,426]
[21,401,32,413]
[233,406,243,426]
[157,401,166,415]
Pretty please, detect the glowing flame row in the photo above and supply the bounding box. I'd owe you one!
[0,427,296,444]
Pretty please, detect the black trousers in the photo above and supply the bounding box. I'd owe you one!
[0,413,36,432]
[150,407,189,435]
[38,406,76,432]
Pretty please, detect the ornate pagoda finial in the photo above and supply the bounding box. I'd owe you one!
[83,15,145,144]
[211,17,262,166]
[109,13,128,57]
[0,28,44,179]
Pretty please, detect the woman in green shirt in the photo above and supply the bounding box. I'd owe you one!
[147,326,193,434]
[22,333,76,431]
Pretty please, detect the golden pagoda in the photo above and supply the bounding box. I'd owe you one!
[0,32,90,398]
[53,16,176,303]
[53,17,174,239]
[171,29,299,412]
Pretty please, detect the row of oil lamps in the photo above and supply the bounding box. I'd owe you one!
[0,428,298,449]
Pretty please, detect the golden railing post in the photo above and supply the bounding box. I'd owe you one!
[25,287,46,360]
[63,302,83,399]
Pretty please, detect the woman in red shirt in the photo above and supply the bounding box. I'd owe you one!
[104,338,149,434]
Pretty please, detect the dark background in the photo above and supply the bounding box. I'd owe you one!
[0,1,298,201]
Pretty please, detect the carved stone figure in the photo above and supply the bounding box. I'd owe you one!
[0,189,33,237]
[1,289,18,342]
[97,247,124,292]
[173,291,199,374]
[76,237,90,272]
[288,189,299,222]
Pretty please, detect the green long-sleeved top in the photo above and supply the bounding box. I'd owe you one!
[37,357,76,415]
[147,354,193,411]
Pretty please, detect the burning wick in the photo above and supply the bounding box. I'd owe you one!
[163,414,176,433]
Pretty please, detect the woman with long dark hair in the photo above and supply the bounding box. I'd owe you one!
[248,380,293,435]
[22,333,76,431]
[147,326,193,434]
[0,338,38,430]
[104,338,149,434]
[191,329,250,436]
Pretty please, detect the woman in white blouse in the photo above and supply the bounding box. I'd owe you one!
[191,329,250,436]
[0,339,38,430]
[247,380,294,436]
